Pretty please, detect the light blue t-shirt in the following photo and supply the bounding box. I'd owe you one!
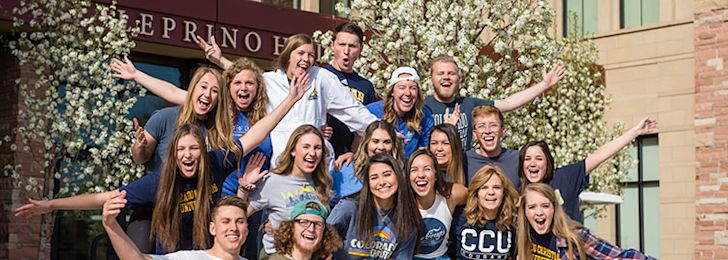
[222,111,273,196]
[330,162,363,200]
[366,100,434,158]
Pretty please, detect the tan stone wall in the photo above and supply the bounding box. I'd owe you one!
[551,1,696,259]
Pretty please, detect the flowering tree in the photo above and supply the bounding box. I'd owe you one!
[3,0,143,251]
[315,0,633,214]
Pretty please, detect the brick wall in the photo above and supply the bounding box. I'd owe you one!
[695,2,728,259]
[0,46,50,259]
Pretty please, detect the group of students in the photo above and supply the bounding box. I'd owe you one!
[13,21,660,260]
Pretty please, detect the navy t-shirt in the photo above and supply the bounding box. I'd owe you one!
[324,64,378,157]
[530,231,559,259]
[451,211,516,260]
[144,107,206,172]
[221,111,273,196]
[425,96,494,150]
[120,149,234,254]
[366,100,435,158]
[465,148,520,189]
[550,160,588,222]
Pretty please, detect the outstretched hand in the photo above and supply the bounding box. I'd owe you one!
[102,190,127,226]
[288,72,311,102]
[631,117,657,136]
[195,35,222,62]
[334,152,354,171]
[444,103,461,126]
[542,63,566,88]
[14,198,52,219]
[239,152,269,191]
[110,56,137,80]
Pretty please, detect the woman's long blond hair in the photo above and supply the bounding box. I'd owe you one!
[151,124,213,251]
[177,67,240,160]
[464,164,518,230]
[517,183,586,260]
[272,125,332,204]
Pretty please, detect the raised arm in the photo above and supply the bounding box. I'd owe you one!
[102,191,153,260]
[14,190,119,218]
[585,117,657,173]
[195,35,233,69]
[494,64,565,112]
[447,183,468,213]
[237,72,310,157]
[111,56,187,105]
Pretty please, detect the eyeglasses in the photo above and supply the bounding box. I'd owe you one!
[294,219,324,230]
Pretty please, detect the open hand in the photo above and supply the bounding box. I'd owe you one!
[542,63,566,88]
[110,56,137,80]
[631,117,657,136]
[288,72,311,102]
[14,198,52,219]
[334,152,354,171]
[239,152,269,190]
[444,103,461,126]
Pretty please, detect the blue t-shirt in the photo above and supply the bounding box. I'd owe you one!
[451,211,516,260]
[550,160,588,223]
[465,148,520,189]
[328,199,417,260]
[366,101,434,158]
[221,111,273,196]
[424,96,494,150]
[143,106,207,172]
[324,64,379,157]
[330,162,363,200]
[120,149,234,254]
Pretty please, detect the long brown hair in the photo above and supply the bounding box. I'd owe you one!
[517,183,586,260]
[429,124,466,185]
[272,124,332,204]
[275,34,314,71]
[463,164,518,230]
[177,67,239,160]
[223,58,268,125]
[352,120,405,179]
[383,74,426,133]
[405,149,452,199]
[151,124,214,251]
[356,153,423,247]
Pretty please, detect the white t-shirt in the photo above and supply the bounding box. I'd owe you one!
[264,66,377,167]
[151,250,246,260]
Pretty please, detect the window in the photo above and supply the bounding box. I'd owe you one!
[261,0,300,9]
[616,135,660,257]
[563,0,598,37]
[621,0,659,29]
[320,0,350,17]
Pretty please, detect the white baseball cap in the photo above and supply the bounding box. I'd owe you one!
[388,66,420,87]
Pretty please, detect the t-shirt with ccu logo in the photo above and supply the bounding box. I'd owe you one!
[452,211,516,260]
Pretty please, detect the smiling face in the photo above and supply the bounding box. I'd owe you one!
[292,214,325,254]
[209,205,248,252]
[429,130,452,168]
[191,72,220,118]
[367,129,394,156]
[473,113,506,157]
[523,145,548,183]
[286,43,315,78]
[291,133,323,176]
[524,190,554,235]
[408,154,436,198]
[477,174,504,220]
[331,32,362,73]
[391,74,419,117]
[368,162,398,206]
[229,69,258,111]
[430,61,460,103]
[175,134,202,178]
